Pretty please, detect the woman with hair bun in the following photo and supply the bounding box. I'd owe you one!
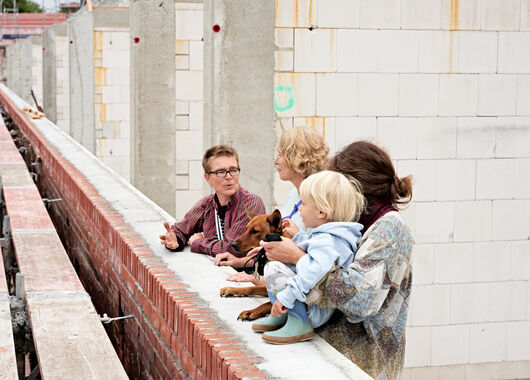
[261,141,413,379]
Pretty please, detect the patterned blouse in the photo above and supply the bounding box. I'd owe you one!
[307,211,413,380]
[170,186,266,257]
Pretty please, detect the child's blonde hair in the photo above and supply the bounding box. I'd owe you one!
[299,170,366,223]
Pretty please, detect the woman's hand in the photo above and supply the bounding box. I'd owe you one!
[225,272,264,285]
[261,237,305,265]
[214,252,247,269]
[270,300,288,318]
[282,219,299,237]
[159,222,179,250]
[188,232,204,246]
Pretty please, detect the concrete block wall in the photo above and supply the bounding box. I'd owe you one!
[30,36,43,107]
[273,0,530,376]
[56,33,70,134]
[174,2,204,219]
[95,27,131,181]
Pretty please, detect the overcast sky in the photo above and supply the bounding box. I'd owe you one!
[33,0,80,12]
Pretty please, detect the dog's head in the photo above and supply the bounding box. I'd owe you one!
[231,209,283,252]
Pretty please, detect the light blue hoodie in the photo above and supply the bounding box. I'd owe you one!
[276,221,363,328]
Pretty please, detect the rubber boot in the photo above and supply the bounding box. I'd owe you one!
[262,300,314,344]
[252,291,287,332]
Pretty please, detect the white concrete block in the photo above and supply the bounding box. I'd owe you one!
[499,33,530,73]
[481,0,520,30]
[515,159,530,199]
[411,244,434,285]
[359,74,399,116]
[441,0,481,30]
[275,50,294,72]
[437,159,476,201]
[275,0,316,27]
[175,10,203,40]
[469,323,507,363]
[476,159,515,200]
[527,282,530,319]
[489,282,527,322]
[417,117,457,159]
[189,41,203,71]
[174,3,202,10]
[399,203,415,239]
[450,283,489,323]
[511,241,530,280]
[506,321,530,361]
[402,0,442,29]
[398,160,437,202]
[316,73,357,116]
[175,160,188,175]
[175,40,189,55]
[175,175,189,190]
[458,32,498,73]
[101,86,129,104]
[189,101,203,131]
[453,201,492,242]
[523,0,530,30]
[414,202,454,243]
[404,326,432,367]
[105,103,130,121]
[492,200,530,241]
[175,130,203,160]
[101,50,129,68]
[431,325,470,366]
[456,117,496,158]
[378,31,418,73]
[110,32,129,50]
[478,74,517,116]
[317,0,360,28]
[188,160,203,190]
[96,138,130,157]
[517,75,530,115]
[294,29,336,72]
[334,117,377,151]
[274,73,316,117]
[439,74,479,116]
[175,71,202,101]
[175,190,203,220]
[107,68,129,86]
[322,118,336,156]
[376,117,417,159]
[434,243,473,284]
[495,118,530,158]
[398,75,438,116]
[472,241,511,282]
[418,31,452,73]
[410,284,451,325]
[175,100,189,115]
[175,116,189,130]
[360,0,401,29]
[336,30,378,73]
[275,28,293,48]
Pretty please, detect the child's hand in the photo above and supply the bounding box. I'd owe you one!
[271,300,288,318]
[282,219,299,237]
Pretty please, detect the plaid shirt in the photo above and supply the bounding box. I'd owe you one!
[170,186,266,257]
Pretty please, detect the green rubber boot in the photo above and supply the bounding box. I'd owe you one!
[261,314,314,344]
[252,313,288,332]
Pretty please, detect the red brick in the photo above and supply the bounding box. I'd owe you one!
[4,188,55,230]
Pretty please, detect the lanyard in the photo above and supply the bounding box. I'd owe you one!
[214,209,224,240]
[282,200,302,220]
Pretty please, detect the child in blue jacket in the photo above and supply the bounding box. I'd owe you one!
[253,170,365,344]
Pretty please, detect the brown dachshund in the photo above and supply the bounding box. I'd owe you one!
[220,208,291,320]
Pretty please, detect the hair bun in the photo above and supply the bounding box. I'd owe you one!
[394,176,413,201]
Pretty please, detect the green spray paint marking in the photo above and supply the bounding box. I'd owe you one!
[274,86,294,112]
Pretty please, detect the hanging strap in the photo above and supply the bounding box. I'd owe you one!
[282,200,302,220]
[214,209,224,240]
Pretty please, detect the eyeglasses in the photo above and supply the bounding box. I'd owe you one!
[208,168,241,178]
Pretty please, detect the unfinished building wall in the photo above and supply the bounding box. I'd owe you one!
[273,0,530,377]
[174,2,204,219]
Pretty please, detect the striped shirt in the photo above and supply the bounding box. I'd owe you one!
[170,186,266,257]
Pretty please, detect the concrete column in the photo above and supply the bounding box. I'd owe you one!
[130,0,176,215]
[204,0,276,210]
[43,25,58,123]
[43,23,68,126]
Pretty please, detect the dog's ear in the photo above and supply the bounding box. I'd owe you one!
[267,209,282,232]
[245,207,258,220]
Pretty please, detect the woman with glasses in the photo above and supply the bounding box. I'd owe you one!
[159,145,265,257]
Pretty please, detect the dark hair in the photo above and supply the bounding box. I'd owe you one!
[328,141,412,207]
[202,145,239,172]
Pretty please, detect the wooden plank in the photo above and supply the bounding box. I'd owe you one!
[27,296,128,379]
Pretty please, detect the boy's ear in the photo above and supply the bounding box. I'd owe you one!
[267,209,282,231]
[318,210,328,220]
[245,207,258,220]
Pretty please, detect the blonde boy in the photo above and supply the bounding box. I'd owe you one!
[254,170,366,344]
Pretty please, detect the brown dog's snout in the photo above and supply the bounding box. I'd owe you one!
[231,241,239,251]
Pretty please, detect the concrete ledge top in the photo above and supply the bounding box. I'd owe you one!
[1,84,372,379]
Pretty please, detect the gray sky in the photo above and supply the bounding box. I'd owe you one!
[33,0,80,12]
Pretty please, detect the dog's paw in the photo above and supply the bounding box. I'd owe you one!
[220,287,238,297]
[237,310,254,320]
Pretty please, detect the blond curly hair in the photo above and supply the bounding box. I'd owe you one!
[277,127,329,178]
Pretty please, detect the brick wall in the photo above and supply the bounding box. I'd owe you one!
[272,0,530,374]
[174,2,205,220]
